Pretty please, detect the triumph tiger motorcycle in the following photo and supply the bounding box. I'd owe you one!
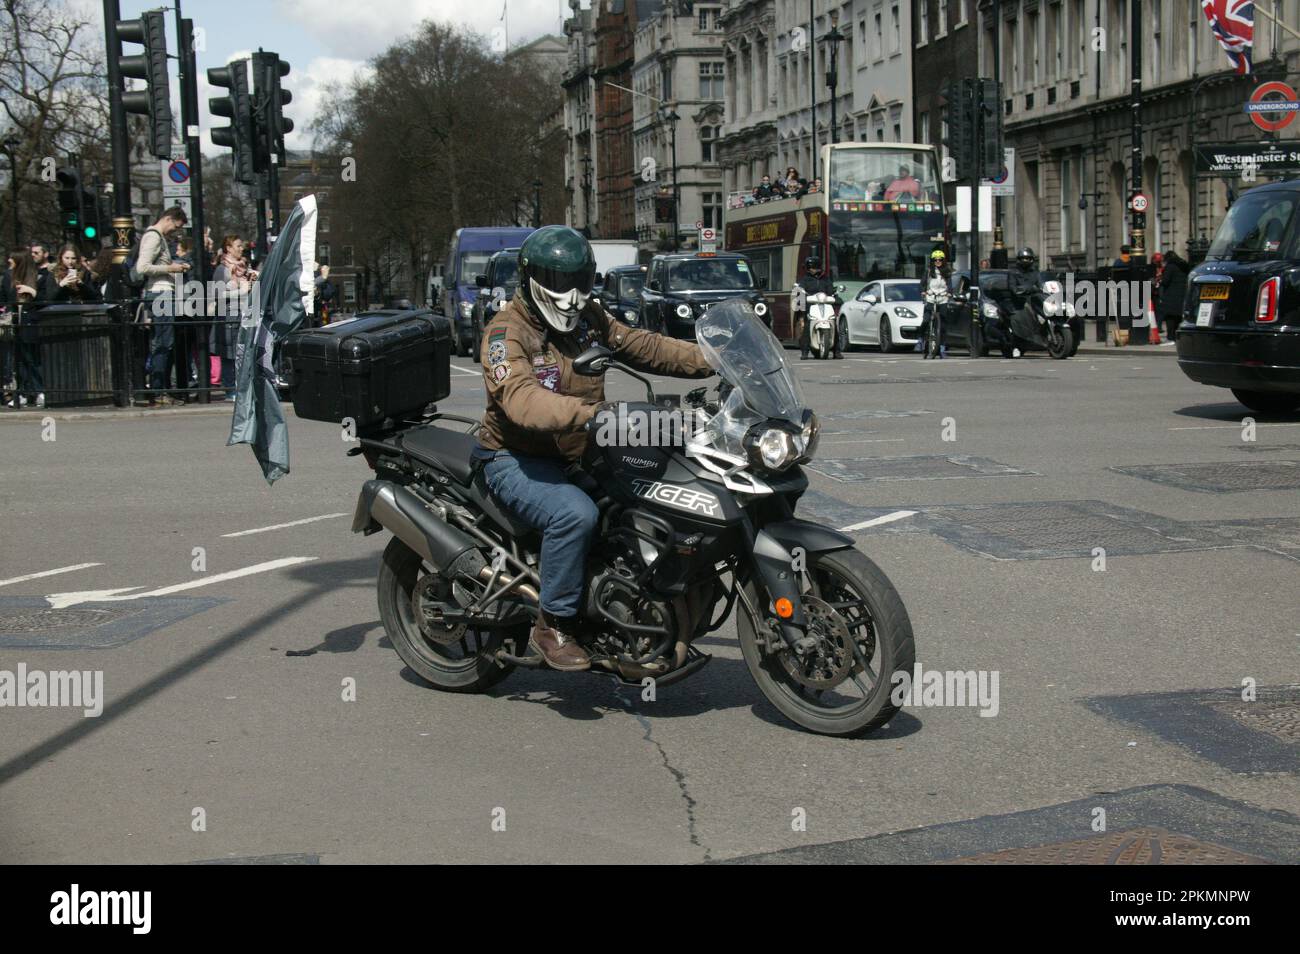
[349,300,916,737]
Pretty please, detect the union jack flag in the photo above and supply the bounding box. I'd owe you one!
[1202,0,1256,74]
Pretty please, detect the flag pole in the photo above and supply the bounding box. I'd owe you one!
[1255,0,1300,43]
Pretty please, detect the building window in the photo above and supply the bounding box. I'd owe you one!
[343,279,356,305]
[318,244,330,266]
[918,0,929,45]
[342,245,354,266]
[875,13,884,59]
[891,4,901,53]
[316,190,328,205]
[937,0,948,38]
[956,0,968,26]
[919,110,930,144]
[1060,156,1074,251]
[702,191,722,229]
[1151,0,1163,85]
[701,125,719,162]
[697,6,719,32]
[319,217,329,233]
[699,61,724,99]
[661,62,673,101]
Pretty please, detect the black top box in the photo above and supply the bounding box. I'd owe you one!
[281,309,453,428]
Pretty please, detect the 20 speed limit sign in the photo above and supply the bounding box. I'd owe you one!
[1130,193,1149,213]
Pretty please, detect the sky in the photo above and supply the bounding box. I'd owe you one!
[82,0,575,155]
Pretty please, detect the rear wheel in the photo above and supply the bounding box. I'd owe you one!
[377,537,518,693]
[1232,389,1300,415]
[736,548,916,738]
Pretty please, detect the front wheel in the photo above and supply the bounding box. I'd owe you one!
[736,548,916,737]
[879,316,894,354]
[1047,324,1073,359]
[1232,389,1300,415]
[377,537,518,693]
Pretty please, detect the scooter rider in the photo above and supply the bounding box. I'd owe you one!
[1006,246,1043,358]
[475,226,713,672]
[795,256,843,360]
[917,248,951,356]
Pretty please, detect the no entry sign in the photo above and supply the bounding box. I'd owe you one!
[1246,82,1299,132]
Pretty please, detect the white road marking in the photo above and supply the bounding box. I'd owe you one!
[449,364,481,377]
[0,563,102,588]
[1168,423,1300,430]
[821,438,907,445]
[222,514,347,538]
[838,510,918,532]
[46,557,318,609]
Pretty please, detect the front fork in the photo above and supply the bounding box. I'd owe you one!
[745,523,854,653]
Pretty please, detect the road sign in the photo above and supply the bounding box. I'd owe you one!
[980,147,1015,197]
[1246,82,1299,132]
[161,143,190,198]
[1130,193,1149,213]
[698,226,717,253]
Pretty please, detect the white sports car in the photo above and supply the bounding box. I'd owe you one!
[840,279,925,353]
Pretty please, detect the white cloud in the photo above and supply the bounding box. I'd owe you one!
[282,56,372,151]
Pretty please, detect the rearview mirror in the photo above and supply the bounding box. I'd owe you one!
[834,284,845,294]
[593,272,604,287]
[648,279,661,292]
[863,294,878,305]
[573,345,614,377]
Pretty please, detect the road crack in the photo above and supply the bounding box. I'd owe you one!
[607,677,710,861]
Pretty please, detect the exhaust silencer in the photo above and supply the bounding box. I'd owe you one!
[354,479,478,571]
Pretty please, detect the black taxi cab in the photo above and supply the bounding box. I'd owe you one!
[639,252,769,339]
[1176,179,1300,414]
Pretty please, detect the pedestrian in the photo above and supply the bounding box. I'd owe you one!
[44,244,102,305]
[805,177,823,195]
[752,174,778,202]
[134,205,191,405]
[29,242,51,275]
[783,166,807,197]
[1156,250,1189,343]
[1113,244,1132,268]
[0,255,14,403]
[211,234,252,398]
[884,165,922,202]
[4,248,47,407]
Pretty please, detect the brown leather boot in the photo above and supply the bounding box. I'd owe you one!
[530,612,591,671]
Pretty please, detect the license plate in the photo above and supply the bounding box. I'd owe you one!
[1196,302,1214,326]
[1199,284,1230,300]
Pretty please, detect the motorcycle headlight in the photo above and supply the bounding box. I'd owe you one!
[754,301,769,317]
[744,423,800,473]
[982,302,1000,319]
[623,309,638,324]
[675,303,692,319]
[894,306,917,319]
[799,410,820,462]
[459,300,473,318]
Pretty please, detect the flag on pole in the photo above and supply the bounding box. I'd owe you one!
[500,0,506,19]
[1201,0,1256,75]
[227,194,317,483]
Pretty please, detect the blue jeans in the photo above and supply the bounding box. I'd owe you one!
[480,449,598,618]
[146,289,175,391]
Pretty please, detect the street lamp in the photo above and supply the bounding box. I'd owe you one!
[580,153,593,231]
[823,10,846,145]
[1,135,21,248]
[660,105,681,252]
[532,178,542,228]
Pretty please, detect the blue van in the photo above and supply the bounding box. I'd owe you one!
[441,227,535,355]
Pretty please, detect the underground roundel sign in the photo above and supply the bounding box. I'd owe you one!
[1246,82,1299,133]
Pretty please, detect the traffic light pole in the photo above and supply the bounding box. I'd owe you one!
[177,5,211,402]
[102,0,133,286]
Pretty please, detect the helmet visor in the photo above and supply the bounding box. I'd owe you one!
[530,262,595,296]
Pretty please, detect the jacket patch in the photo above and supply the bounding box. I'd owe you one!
[534,364,560,391]
[488,327,506,343]
[492,364,510,383]
[487,340,507,365]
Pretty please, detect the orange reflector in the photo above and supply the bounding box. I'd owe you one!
[775,598,794,619]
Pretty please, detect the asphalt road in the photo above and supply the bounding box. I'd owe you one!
[1,345,1297,864]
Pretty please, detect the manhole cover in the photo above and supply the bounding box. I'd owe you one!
[923,500,1219,560]
[940,828,1271,865]
[806,455,1037,482]
[0,596,226,649]
[1085,685,1300,775]
[1112,460,1300,493]
[1197,517,1300,562]
[1209,701,1300,744]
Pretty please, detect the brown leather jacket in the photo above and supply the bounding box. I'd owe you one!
[478,292,712,460]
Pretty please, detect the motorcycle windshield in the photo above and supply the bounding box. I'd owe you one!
[696,298,807,426]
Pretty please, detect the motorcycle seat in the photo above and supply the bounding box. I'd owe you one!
[398,425,478,485]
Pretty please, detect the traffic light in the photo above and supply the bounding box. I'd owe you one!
[942,80,975,181]
[56,167,85,234]
[978,79,1004,182]
[116,9,173,159]
[252,52,293,171]
[209,58,255,184]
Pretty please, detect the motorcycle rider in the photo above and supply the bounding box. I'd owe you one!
[475,226,713,672]
[794,256,843,360]
[917,248,951,357]
[1005,246,1044,359]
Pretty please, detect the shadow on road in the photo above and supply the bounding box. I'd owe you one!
[1174,401,1300,423]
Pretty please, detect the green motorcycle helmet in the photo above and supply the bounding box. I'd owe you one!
[518,225,597,334]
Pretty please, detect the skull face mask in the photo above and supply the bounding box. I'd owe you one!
[529,277,589,334]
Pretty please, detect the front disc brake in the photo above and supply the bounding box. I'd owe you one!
[777,596,854,689]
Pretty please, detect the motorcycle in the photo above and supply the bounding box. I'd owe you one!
[349,299,915,737]
[806,291,839,359]
[1002,277,1077,360]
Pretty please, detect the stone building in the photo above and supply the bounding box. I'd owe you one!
[632,3,727,251]
[978,0,1300,268]
[279,153,361,309]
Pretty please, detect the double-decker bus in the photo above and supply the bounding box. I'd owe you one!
[724,142,946,342]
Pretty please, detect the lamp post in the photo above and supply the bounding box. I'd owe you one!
[660,104,681,252]
[580,153,593,232]
[1,135,20,248]
[824,10,846,145]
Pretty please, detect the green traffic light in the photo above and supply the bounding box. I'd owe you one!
[83,226,97,239]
